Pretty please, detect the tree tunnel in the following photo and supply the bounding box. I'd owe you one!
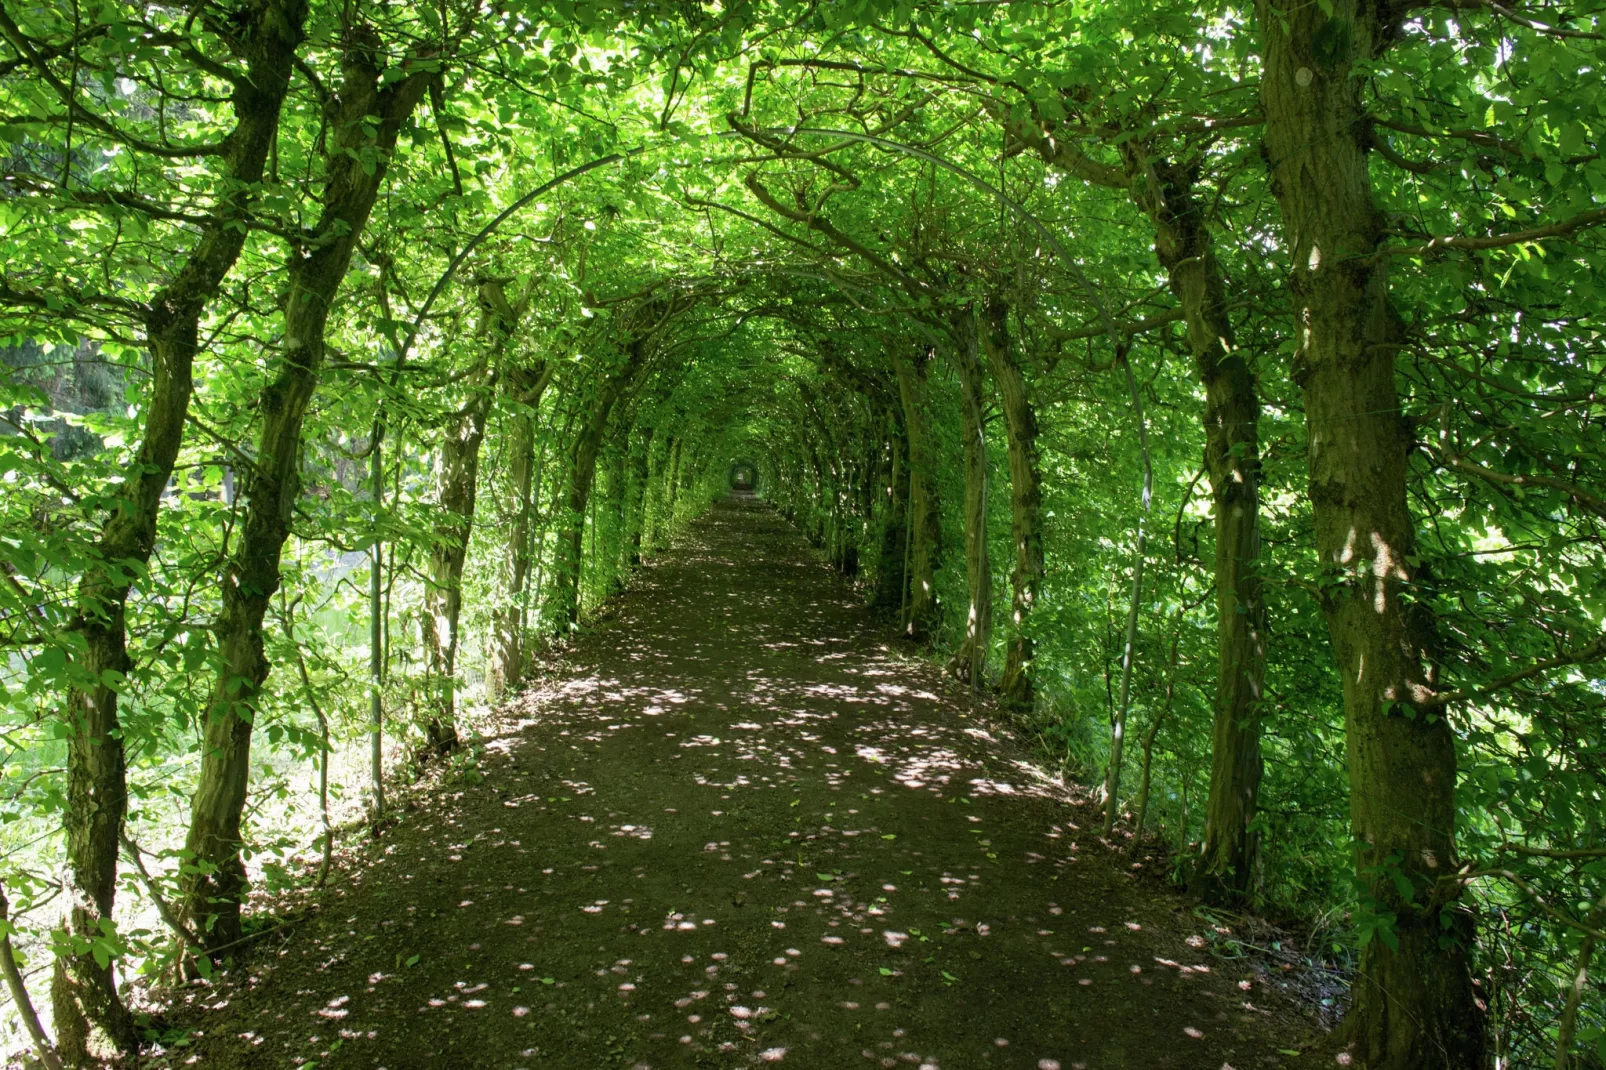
[727,460,759,493]
[2,1,1603,1066]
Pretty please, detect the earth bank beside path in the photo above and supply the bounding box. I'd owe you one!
[148,496,1320,1070]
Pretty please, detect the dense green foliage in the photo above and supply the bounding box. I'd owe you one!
[1,0,1602,1065]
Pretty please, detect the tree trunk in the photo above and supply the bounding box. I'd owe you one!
[487,342,548,700]
[423,361,492,752]
[604,435,629,591]
[51,3,306,1054]
[890,348,941,641]
[489,405,533,701]
[872,417,908,615]
[550,336,653,629]
[488,389,545,699]
[979,296,1043,710]
[1256,0,1483,1062]
[665,436,684,525]
[179,35,432,954]
[1122,145,1269,905]
[946,308,991,686]
[628,425,654,566]
[642,431,665,553]
[368,436,385,815]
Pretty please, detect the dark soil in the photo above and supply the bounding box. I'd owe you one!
[146,496,1323,1069]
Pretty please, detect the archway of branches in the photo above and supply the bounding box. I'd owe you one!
[1,1,1603,1067]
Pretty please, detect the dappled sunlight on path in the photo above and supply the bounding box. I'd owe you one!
[154,498,1316,1069]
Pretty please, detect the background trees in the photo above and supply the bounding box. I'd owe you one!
[1,0,1602,1066]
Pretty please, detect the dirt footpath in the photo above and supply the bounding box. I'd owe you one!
[150,496,1320,1069]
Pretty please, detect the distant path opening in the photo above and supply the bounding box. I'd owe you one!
[728,460,758,493]
[159,499,1317,1069]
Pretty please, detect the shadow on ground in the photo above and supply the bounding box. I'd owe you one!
[145,496,1321,1070]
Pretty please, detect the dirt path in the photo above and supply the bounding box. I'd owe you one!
[154,497,1319,1069]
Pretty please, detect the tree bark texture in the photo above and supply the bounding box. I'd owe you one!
[979,296,1043,710]
[486,316,547,700]
[1256,1,1483,1062]
[890,348,941,641]
[627,425,654,566]
[180,32,432,954]
[549,334,654,629]
[489,402,534,700]
[872,414,909,615]
[946,308,992,686]
[667,436,684,521]
[1122,145,1269,905]
[423,358,492,752]
[51,1,307,1054]
[603,436,630,592]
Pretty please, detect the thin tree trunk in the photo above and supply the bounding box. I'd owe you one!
[179,38,432,955]
[667,436,684,521]
[1554,933,1595,1070]
[873,418,908,615]
[1103,354,1153,838]
[979,296,1043,710]
[550,334,654,629]
[429,278,533,731]
[1121,145,1269,905]
[1257,1,1483,1062]
[48,3,307,1053]
[280,601,332,888]
[946,308,992,686]
[492,370,552,696]
[423,360,491,753]
[1016,111,1267,886]
[605,435,629,591]
[1134,620,1184,838]
[641,431,664,553]
[890,348,941,641]
[491,405,535,699]
[1,881,63,1070]
[368,438,385,817]
[628,425,654,566]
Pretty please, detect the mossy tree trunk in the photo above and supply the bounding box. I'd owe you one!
[872,414,909,615]
[488,364,550,700]
[627,425,654,566]
[550,332,656,629]
[1256,0,1484,1062]
[890,348,941,641]
[179,32,434,954]
[48,1,308,1054]
[1122,145,1269,905]
[978,296,1042,710]
[423,356,492,752]
[947,307,992,686]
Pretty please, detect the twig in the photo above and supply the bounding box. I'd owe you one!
[1425,633,1606,708]
[0,878,64,1070]
[118,830,203,949]
[1387,206,1606,258]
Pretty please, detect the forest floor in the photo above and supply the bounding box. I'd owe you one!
[141,496,1325,1070]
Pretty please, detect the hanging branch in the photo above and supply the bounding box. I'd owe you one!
[394,149,645,367]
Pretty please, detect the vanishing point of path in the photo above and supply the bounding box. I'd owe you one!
[158,497,1318,1070]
